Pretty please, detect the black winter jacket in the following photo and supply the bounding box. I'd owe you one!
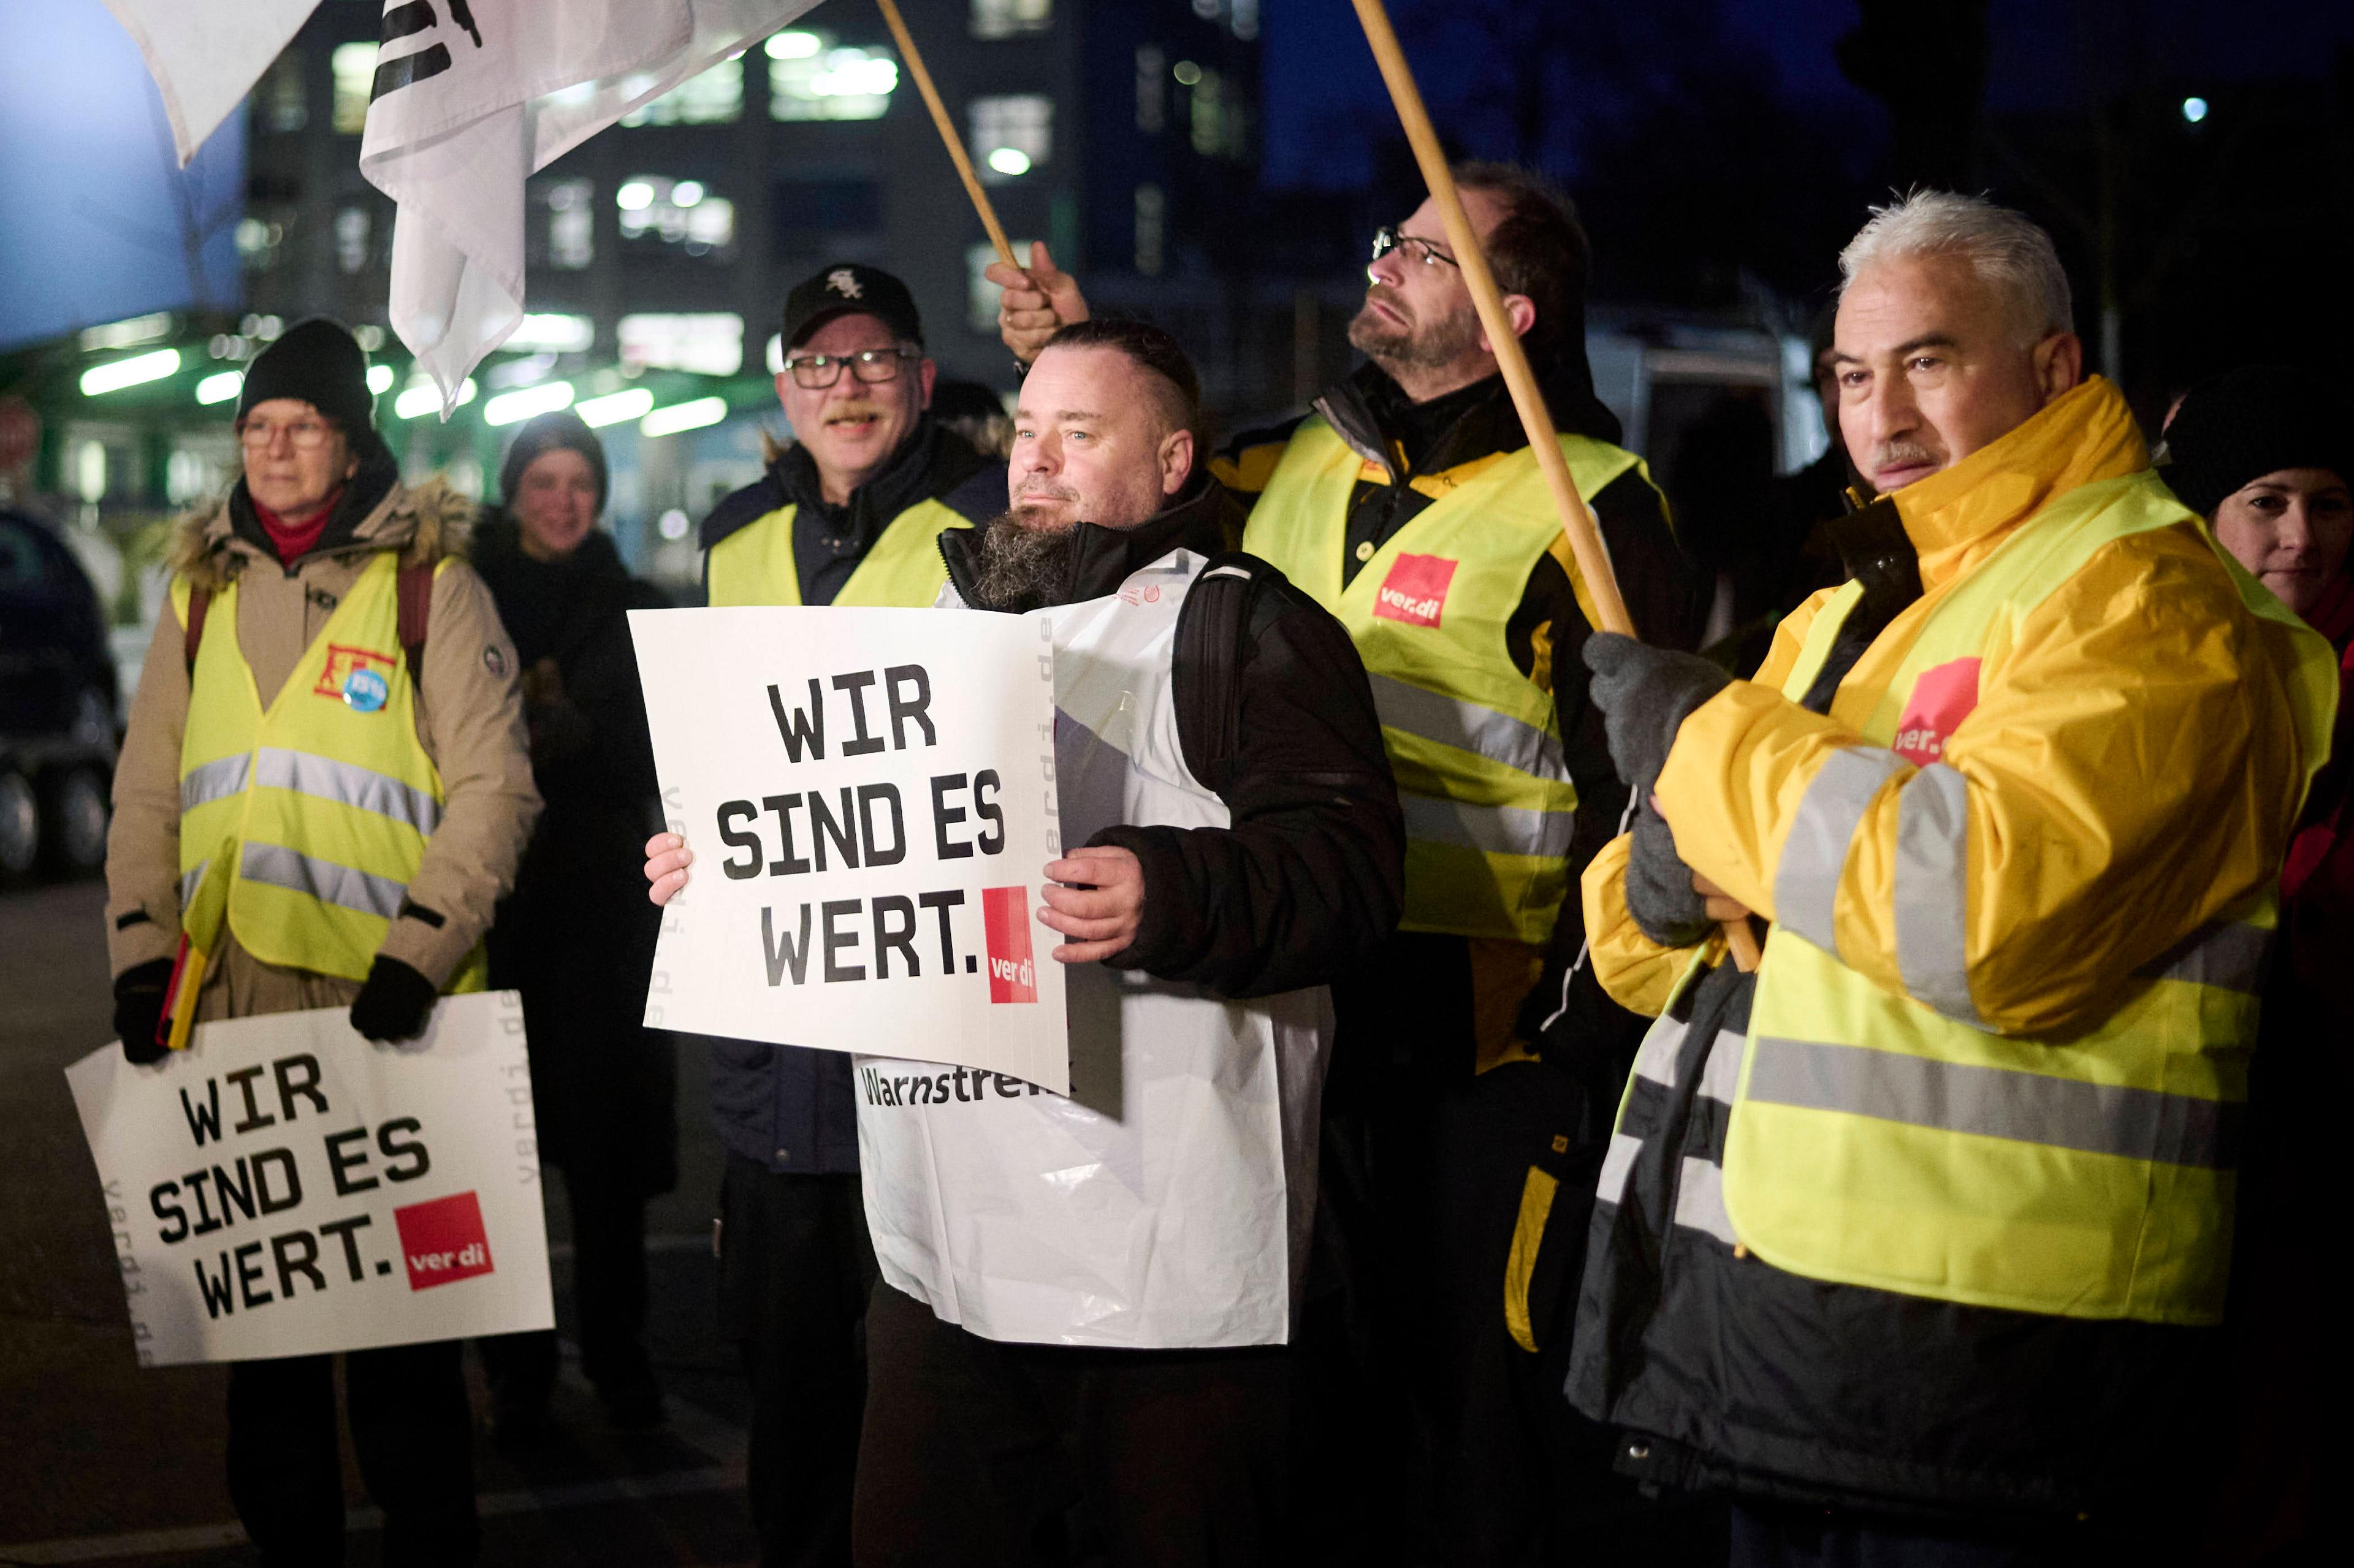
[472,517,677,1196]
[941,476,1406,999]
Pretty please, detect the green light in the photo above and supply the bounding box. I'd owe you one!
[82,348,181,396]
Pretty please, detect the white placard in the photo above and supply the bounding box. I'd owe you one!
[64,992,553,1368]
[630,606,1070,1094]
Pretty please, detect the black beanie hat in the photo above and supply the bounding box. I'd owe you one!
[235,318,376,435]
[498,409,609,516]
[2161,363,2354,517]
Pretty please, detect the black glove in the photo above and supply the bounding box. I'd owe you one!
[1625,802,1713,948]
[349,956,438,1043]
[1582,633,1732,796]
[114,958,175,1065]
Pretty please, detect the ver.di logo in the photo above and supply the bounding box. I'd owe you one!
[315,645,398,712]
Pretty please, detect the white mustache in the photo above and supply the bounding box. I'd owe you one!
[1870,441,1938,472]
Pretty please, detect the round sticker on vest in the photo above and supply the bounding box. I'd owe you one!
[342,666,390,713]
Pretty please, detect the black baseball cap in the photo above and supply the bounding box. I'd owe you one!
[782,263,924,352]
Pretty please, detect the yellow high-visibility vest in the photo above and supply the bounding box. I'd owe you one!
[1707,471,2334,1325]
[173,554,486,989]
[1242,416,1644,945]
[706,498,972,607]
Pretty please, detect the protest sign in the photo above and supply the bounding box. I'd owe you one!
[630,606,1070,1094]
[65,991,552,1368]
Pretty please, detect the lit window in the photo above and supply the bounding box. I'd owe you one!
[335,207,371,275]
[1135,47,1165,134]
[1189,68,1246,159]
[80,313,173,353]
[331,43,377,134]
[167,440,234,506]
[770,32,899,121]
[261,51,307,132]
[967,240,1040,332]
[506,314,596,354]
[616,177,735,257]
[237,215,288,273]
[537,178,595,270]
[1134,185,1165,276]
[620,56,745,127]
[619,314,745,376]
[970,95,1051,185]
[970,0,1053,40]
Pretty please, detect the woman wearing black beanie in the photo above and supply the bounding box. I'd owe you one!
[2164,365,2354,1559]
[469,410,677,1438]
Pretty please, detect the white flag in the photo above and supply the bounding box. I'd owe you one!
[99,1,322,166]
[360,0,818,414]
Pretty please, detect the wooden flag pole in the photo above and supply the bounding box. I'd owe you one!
[875,0,1019,270]
[1347,0,1762,970]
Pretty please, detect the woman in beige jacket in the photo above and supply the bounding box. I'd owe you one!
[102,318,538,1567]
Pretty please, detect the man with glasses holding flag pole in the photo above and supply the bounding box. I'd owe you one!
[693,260,1005,1568]
[994,166,1702,1556]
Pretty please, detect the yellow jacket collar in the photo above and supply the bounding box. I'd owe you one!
[1890,376,2149,592]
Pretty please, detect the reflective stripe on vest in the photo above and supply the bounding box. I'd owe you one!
[1241,417,1647,945]
[706,497,973,608]
[172,554,480,988]
[1710,469,2336,1325]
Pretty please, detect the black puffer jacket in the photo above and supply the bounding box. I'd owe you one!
[472,516,677,1197]
[940,476,1407,997]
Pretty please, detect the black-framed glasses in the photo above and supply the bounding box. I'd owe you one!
[1370,226,1458,270]
[782,346,920,390]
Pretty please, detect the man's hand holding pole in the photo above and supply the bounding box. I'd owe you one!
[1346,0,1759,968]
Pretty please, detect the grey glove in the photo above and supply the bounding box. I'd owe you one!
[1582,633,1732,796]
[1625,802,1712,948]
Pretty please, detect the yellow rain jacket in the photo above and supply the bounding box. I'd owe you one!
[1565,375,2335,1518]
[1588,378,2328,1035]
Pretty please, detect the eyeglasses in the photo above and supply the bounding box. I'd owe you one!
[782,346,921,390]
[235,417,336,451]
[1370,226,1459,271]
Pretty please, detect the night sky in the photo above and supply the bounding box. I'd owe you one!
[1261,0,2354,189]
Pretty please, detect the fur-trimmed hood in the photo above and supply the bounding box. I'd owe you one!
[170,473,474,591]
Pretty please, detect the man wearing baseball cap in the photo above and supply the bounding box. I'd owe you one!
[695,262,1005,1567]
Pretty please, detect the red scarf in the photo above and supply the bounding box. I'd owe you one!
[251,487,343,568]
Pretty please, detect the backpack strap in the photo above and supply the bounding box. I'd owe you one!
[1170,552,1271,795]
[182,586,213,677]
[396,560,434,691]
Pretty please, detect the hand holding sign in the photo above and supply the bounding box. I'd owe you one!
[66,992,551,1366]
[630,605,1072,1094]
[1038,846,1144,963]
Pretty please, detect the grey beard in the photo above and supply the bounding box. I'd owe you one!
[1348,301,1482,371]
[967,512,1075,612]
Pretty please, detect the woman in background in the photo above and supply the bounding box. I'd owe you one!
[472,410,677,1437]
[2164,363,2353,1564]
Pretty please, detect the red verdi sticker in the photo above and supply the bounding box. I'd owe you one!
[1372,553,1459,628]
[394,1191,495,1290]
[315,644,397,699]
[1893,658,1982,766]
[980,885,1038,1003]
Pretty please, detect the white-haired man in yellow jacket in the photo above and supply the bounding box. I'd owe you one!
[1567,191,2336,1566]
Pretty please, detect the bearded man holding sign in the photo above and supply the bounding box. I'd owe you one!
[646,319,1403,1561]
